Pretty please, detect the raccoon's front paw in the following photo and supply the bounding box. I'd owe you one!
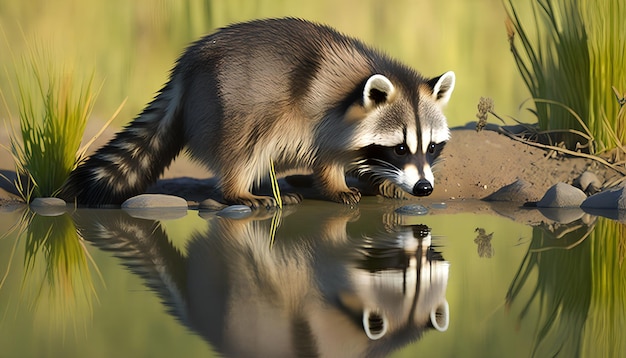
[378,180,408,199]
[331,187,362,205]
[281,193,303,205]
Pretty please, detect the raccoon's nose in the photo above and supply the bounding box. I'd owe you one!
[413,179,433,196]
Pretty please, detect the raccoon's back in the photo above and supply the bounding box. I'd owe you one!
[183,18,376,113]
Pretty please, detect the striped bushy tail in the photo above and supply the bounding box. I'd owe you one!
[60,80,185,206]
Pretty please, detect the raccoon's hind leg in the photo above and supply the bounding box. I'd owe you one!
[314,163,361,205]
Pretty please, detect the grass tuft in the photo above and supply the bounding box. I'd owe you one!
[2,45,98,200]
[504,0,625,154]
[269,158,283,210]
[268,158,282,247]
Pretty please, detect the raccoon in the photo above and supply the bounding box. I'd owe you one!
[60,18,455,208]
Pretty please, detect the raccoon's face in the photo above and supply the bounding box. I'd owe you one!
[354,71,455,197]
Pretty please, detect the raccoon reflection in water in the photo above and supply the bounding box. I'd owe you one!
[61,18,455,208]
[73,206,450,357]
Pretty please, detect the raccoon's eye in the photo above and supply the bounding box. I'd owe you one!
[427,141,446,157]
[394,144,408,156]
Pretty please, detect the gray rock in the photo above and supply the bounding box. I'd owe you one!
[122,194,188,209]
[581,182,626,210]
[29,197,67,216]
[121,194,189,220]
[483,179,534,202]
[30,197,66,207]
[574,171,602,195]
[537,182,587,208]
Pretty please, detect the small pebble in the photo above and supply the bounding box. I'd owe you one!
[29,197,67,216]
[574,171,602,195]
[217,205,253,219]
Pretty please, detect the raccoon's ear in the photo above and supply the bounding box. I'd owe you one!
[430,300,450,332]
[363,74,395,110]
[428,71,455,107]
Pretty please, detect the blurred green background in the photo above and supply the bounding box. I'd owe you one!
[0,0,533,128]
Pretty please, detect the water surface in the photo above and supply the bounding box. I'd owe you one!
[0,199,624,357]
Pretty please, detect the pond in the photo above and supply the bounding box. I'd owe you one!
[0,198,624,357]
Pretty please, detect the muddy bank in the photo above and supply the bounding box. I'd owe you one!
[0,124,623,208]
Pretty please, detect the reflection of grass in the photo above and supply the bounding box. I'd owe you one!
[585,218,626,356]
[505,0,626,154]
[21,211,102,335]
[507,223,592,357]
[507,218,626,356]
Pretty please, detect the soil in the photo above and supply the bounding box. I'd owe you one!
[0,122,623,208]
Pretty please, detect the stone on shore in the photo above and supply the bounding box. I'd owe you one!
[29,197,67,216]
[536,182,587,208]
[122,194,188,209]
[581,183,626,210]
[483,179,535,202]
[121,194,188,220]
[574,171,602,195]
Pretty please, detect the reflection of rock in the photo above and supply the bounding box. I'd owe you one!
[537,207,585,224]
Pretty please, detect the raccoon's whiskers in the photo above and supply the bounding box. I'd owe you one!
[353,159,399,183]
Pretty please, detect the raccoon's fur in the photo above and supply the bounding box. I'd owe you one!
[61,18,455,207]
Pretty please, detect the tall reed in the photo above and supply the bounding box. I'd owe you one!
[580,0,626,153]
[9,48,96,199]
[505,0,625,153]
